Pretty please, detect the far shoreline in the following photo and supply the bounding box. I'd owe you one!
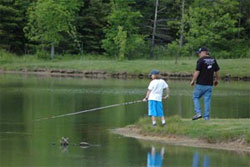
[111,125,250,153]
[1,69,250,81]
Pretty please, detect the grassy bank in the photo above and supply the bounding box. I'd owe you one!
[0,52,250,77]
[136,116,250,144]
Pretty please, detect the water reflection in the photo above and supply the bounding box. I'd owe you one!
[60,145,69,153]
[192,151,210,167]
[1,75,250,166]
[147,146,165,167]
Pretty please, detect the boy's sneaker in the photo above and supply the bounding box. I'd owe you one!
[152,123,157,126]
[162,122,166,126]
[192,114,202,120]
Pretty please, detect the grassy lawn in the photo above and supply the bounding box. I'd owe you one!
[0,52,250,77]
[136,116,250,144]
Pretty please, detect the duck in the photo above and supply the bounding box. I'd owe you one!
[80,141,90,148]
[60,137,69,146]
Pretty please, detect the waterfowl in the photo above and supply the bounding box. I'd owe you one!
[60,137,69,146]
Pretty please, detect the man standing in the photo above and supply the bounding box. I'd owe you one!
[190,47,220,120]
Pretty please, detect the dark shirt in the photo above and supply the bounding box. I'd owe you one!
[196,56,220,86]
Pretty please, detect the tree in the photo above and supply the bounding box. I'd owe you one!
[167,0,187,63]
[176,0,185,64]
[24,0,80,59]
[184,0,241,54]
[76,0,109,54]
[237,0,250,39]
[134,0,193,59]
[150,0,159,59]
[102,0,145,60]
[0,0,29,53]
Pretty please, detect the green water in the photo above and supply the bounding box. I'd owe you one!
[0,74,250,167]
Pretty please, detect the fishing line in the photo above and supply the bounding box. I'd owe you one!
[34,99,143,122]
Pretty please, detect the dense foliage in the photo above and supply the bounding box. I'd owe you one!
[1,0,250,59]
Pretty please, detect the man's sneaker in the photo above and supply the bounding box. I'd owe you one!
[152,123,157,126]
[204,117,210,120]
[192,114,202,120]
[162,122,166,126]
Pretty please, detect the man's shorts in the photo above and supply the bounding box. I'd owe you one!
[148,100,164,117]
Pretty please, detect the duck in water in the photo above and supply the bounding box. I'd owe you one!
[80,141,90,148]
[60,137,69,146]
[58,137,95,148]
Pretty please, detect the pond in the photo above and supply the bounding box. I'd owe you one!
[0,74,250,166]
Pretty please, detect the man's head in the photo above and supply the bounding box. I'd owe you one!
[149,69,160,79]
[196,47,209,57]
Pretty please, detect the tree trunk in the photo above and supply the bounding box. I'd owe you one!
[176,0,185,64]
[238,0,242,38]
[51,42,55,59]
[150,0,159,59]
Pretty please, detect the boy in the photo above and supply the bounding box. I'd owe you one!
[143,69,169,126]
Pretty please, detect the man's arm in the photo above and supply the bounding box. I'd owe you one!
[190,71,200,86]
[214,71,219,86]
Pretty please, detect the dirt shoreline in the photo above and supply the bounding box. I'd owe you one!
[0,69,192,79]
[1,69,250,81]
[111,125,250,153]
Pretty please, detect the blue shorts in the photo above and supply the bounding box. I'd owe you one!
[148,100,164,117]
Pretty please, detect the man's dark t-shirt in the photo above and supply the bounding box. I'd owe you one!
[196,56,220,86]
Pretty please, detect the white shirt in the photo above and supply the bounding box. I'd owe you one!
[148,79,168,102]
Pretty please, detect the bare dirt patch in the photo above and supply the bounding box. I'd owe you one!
[111,125,250,153]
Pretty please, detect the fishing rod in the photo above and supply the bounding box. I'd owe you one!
[34,99,143,122]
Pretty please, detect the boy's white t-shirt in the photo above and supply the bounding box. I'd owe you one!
[148,79,168,102]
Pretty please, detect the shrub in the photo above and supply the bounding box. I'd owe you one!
[35,50,50,60]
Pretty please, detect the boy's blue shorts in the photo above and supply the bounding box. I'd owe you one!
[148,100,164,117]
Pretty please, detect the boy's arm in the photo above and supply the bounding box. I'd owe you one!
[143,90,151,101]
[163,87,169,99]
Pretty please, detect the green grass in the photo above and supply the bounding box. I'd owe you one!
[136,116,250,144]
[0,50,250,77]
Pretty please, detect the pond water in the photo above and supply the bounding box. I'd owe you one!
[0,74,250,167]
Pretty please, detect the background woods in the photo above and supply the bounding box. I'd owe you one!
[1,0,250,59]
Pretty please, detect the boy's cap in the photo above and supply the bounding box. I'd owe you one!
[196,47,208,54]
[149,69,160,76]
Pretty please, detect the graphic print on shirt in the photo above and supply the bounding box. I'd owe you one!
[204,58,215,70]
[204,59,215,70]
